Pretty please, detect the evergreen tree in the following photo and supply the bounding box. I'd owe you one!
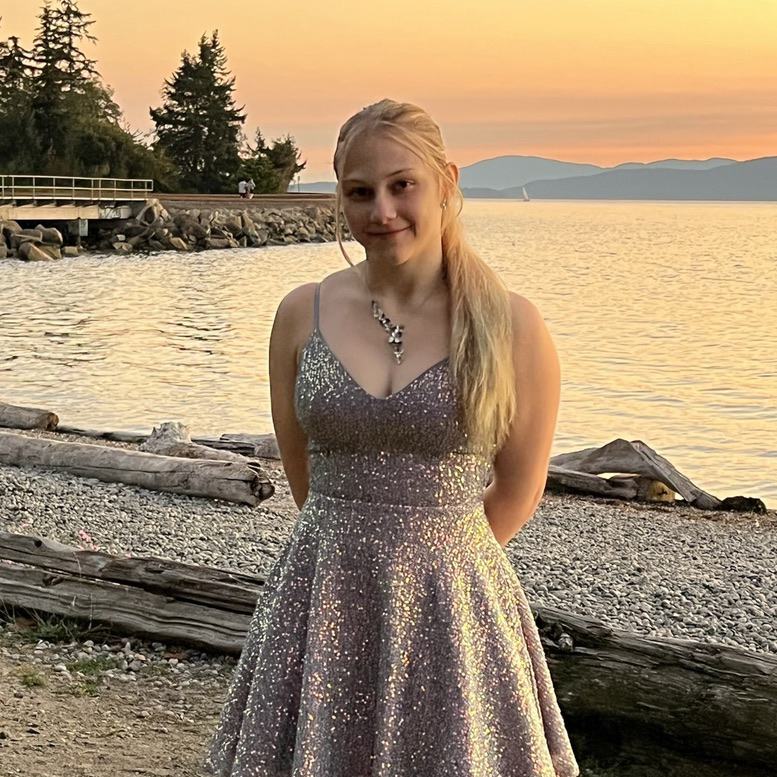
[0,33,38,170]
[150,31,246,193]
[29,0,120,169]
[239,130,306,193]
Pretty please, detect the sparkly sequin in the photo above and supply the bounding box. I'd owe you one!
[205,304,579,776]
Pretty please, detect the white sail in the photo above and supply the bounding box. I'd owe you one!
[522,186,530,201]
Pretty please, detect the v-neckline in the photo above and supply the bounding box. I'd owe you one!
[305,329,449,401]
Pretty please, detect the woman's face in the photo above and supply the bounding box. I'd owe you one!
[338,132,444,267]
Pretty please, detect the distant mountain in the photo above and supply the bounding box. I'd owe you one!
[294,156,770,202]
[457,155,738,190]
[294,181,337,193]
[610,158,735,172]
[466,157,777,201]
[458,156,603,190]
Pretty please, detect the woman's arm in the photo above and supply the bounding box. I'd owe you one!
[483,293,561,547]
[269,284,316,509]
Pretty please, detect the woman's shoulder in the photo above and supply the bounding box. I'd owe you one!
[505,291,556,358]
[506,291,543,331]
[274,268,358,333]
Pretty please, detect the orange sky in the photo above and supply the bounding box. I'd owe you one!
[3,0,776,180]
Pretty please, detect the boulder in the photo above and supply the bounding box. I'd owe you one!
[20,228,43,239]
[223,217,243,237]
[203,237,231,250]
[112,242,133,254]
[35,225,63,245]
[0,244,7,259]
[18,242,51,261]
[10,233,41,250]
[173,213,201,234]
[123,224,151,239]
[62,246,80,258]
[146,239,166,251]
[126,234,146,249]
[1,220,22,241]
[167,236,189,251]
[38,244,62,260]
[135,200,163,225]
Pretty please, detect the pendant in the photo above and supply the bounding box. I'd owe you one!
[372,300,405,364]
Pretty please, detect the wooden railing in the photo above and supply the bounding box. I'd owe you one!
[0,175,153,203]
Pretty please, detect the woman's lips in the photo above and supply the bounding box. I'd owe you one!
[368,227,409,237]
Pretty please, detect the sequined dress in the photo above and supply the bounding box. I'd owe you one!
[205,286,579,777]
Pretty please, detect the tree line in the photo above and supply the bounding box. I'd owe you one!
[0,0,305,193]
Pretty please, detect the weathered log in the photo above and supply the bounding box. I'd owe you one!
[0,431,273,504]
[546,465,639,499]
[537,607,777,776]
[550,439,720,508]
[0,400,59,431]
[0,531,773,775]
[140,420,247,464]
[55,424,147,443]
[220,433,281,459]
[0,531,263,613]
[0,563,252,654]
[55,424,267,458]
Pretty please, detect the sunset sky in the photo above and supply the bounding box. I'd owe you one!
[3,0,776,180]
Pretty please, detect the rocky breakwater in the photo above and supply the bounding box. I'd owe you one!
[0,221,78,261]
[0,200,340,261]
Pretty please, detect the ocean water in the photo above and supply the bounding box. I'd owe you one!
[1,199,775,505]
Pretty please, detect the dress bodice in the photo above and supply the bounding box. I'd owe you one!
[294,329,492,508]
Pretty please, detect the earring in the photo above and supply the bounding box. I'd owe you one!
[441,201,447,209]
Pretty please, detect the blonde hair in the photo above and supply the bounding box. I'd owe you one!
[333,99,516,453]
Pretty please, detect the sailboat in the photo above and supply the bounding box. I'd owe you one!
[522,186,530,202]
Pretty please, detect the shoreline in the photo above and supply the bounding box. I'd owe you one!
[2,427,775,657]
[0,199,339,261]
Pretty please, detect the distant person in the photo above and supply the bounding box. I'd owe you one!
[237,179,247,198]
[246,178,255,199]
[205,99,578,777]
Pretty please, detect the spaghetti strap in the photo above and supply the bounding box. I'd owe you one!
[313,283,321,332]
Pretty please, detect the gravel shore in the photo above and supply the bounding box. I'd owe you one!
[1,435,775,657]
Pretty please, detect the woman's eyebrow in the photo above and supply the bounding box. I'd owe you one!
[342,168,415,184]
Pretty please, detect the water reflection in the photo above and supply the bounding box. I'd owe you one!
[1,201,775,505]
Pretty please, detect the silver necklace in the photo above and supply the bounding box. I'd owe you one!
[371,300,405,364]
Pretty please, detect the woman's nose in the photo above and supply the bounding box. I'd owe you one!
[370,191,396,223]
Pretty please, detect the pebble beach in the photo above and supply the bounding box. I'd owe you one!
[2,430,775,657]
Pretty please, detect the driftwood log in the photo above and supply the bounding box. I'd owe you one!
[56,424,269,458]
[538,608,777,776]
[0,431,273,505]
[0,400,59,431]
[549,439,721,508]
[139,421,247,464]
[0,531,774,775]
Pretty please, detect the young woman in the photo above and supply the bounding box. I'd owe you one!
[206,99,579,777]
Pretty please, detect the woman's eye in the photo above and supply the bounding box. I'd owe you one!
[394,180,411,191]
[347,187,370,199]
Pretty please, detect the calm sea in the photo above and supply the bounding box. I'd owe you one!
[1,200,775,506]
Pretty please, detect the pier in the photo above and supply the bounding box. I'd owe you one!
[0,175,154,222]
[0,175,334,225]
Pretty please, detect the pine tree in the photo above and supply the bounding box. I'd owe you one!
[150,31,246,193]
[29,0,120,169]
[239,130,306,193]
[0,32,38,171]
